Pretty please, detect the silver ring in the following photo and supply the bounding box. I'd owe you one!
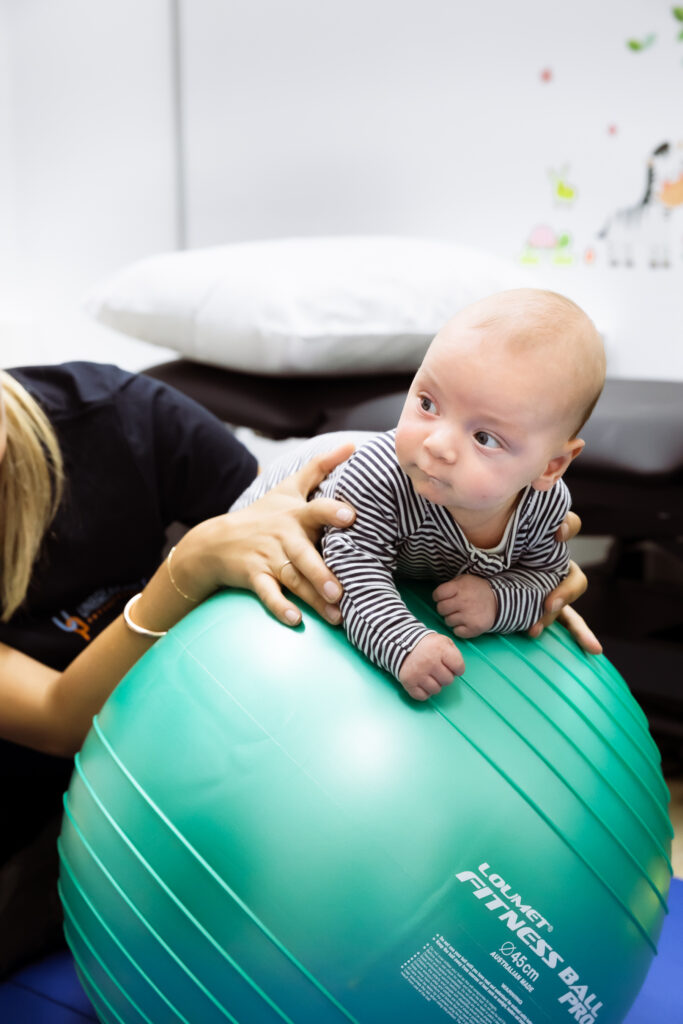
[278,559,294,580]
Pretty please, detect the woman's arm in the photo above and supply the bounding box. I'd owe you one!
[0,444,356,758]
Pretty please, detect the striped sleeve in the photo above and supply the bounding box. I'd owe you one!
[488,481,571,633]
[322,437,433,679]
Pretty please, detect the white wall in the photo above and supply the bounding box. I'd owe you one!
[181,0,683,380]
[0,7,15,285]
[0,0,179,369]
[1,0,682,378]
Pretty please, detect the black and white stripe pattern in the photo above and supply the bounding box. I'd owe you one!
[232,430,570,679]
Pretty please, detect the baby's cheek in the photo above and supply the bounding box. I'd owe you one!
[394,424,415,470]
[471,466,506,503]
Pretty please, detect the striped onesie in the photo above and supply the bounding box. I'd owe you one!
[232,430,570,680]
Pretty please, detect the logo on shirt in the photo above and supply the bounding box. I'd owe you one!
[52,611,92,642]
[51,579,147,644]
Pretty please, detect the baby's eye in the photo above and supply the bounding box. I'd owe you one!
[420,396,437,414]
[474,430,501,449]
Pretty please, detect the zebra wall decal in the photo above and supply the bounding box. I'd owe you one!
[598,141,680,269]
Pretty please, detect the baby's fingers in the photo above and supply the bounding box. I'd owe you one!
[442,644,465,677]
[443,608,464,627]
[435,596,462,618]
[453,623,480,639]
[419,669,454,696]
[432,579,460,603]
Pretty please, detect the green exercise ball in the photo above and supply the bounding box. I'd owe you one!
[58,584,672,1024]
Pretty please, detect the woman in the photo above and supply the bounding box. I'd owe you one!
[0,361,598,974]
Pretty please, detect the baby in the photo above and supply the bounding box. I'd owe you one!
[233,289,606,701]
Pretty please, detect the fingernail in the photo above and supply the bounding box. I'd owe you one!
[323,581,341,600]
[325,605,341,623]
[550,598,563,613]
[285,609,301,625]
[336,507,353,524]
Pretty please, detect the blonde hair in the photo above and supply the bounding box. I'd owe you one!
[0,371,64,621]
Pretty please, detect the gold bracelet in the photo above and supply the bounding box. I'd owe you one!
[123,593,167,638]
[166,545,198,602]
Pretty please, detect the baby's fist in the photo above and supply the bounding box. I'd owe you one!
[398,633,464,701]
[433,573,497,637]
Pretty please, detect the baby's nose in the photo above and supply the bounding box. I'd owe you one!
[425,430,457,463]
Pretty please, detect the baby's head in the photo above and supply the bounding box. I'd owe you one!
[395,289,605,517]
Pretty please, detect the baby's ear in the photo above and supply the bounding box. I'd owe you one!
[531,438,585,492]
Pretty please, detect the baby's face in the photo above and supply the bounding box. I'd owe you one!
[395,322,580,518]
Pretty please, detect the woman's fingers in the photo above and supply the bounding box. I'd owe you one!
[226,496,355,617]
[251,569,342,628]
[556,605,603,654]
[299,496,356,539]
[284,497,355,606]
[279,530,344,604]
[527,561,602,654]
[540,561,588,621]
[282,443,356,499]
[217,443,359,625]
[556,509,582,543]
[529,604,602,655]
[279,560,342,624]
[252,571,303,626]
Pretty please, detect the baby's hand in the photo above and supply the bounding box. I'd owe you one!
[398,633,464,701]
[432,574,497,638]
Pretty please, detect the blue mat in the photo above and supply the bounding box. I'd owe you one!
[623,875,683,1023]
[0,950,96,1022]
[1,878,681,1022]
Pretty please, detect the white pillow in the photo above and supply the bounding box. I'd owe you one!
[85,237,531,376]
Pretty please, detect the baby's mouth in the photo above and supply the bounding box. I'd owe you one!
[417,462,443,484]
[416,468,446,490]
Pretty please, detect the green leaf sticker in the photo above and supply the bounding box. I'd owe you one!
[627,33,656,51]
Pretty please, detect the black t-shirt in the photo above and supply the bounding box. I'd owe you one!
[0,362,257,857]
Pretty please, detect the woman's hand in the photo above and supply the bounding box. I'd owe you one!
[176,443,357,627]
[0,445,358,757]
[526,511,602,654]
